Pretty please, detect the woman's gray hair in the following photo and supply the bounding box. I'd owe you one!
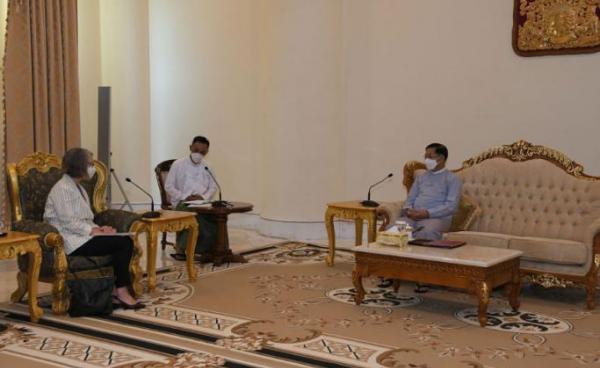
[62,148,92,178]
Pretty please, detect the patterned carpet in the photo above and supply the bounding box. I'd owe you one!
[1,242,599,368]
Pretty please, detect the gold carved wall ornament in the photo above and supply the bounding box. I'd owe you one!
[513,0,600,56]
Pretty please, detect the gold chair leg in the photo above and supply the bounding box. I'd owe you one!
[130,221,145,297]
[161,232,174,250]
[161,232,167,250]
[52,274,68,315]
[10,271,28,303]
[52,250,69,315]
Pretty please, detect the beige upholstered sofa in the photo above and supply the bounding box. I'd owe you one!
[381,140,600,309]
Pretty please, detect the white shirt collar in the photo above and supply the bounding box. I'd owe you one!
[431,168,447,175]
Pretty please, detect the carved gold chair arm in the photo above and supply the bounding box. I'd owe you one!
[43,232,64,249]
[12,220,63,252]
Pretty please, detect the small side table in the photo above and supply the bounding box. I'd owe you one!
[140,210,199,291]
[324,201,378,266]
[1,232,43,322]
[184,202,253,266]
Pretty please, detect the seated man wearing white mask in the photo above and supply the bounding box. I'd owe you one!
[400,143,462,240]
[165,136,221,261]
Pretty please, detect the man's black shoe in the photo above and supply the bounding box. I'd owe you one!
[414,284,429,293]
[377,278,393,288]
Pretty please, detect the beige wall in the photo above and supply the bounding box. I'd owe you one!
[256,1,344,221]
[79,0,151,203]
[148,0,261,208]
[342,1,600,204]
[79,0,600,225]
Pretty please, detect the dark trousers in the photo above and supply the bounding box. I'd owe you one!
[71,236,134,288]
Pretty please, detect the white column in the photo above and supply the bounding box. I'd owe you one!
[257,0,345,222]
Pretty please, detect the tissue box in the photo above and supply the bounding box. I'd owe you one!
[376,231,409,247]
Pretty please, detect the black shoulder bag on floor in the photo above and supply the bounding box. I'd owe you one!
[66,258,114,317]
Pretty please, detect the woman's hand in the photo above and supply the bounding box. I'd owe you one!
[90,227,104,235]
[90,226,117,235]
[100,226,117,234]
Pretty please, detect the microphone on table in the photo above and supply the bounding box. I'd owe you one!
[125,177,161,218]
[361,173,393,207]
[204,166,230,208]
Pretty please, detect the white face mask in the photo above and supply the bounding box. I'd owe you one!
[424,158,438,171]
[190,152,203,164]
[87,165,96,178]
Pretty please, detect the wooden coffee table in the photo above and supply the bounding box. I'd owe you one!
[352,243,523,327]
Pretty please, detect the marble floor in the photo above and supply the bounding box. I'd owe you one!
[0,227,284,303]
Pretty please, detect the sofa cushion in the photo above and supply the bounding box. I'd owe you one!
[508,236,588,266]
[449,195,481,232]
[444,231,511,249]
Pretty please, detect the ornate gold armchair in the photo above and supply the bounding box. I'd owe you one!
[378,161,481,232]
[6,152,145,315]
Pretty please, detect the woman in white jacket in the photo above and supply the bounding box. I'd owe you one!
[44,148,144,310]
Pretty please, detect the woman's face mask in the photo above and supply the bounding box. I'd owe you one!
[190,152,204,164]
[87,164,97,178]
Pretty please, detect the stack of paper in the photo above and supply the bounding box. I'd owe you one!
[184,199,211,206]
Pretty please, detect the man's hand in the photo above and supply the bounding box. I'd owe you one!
[406,208,429,220]
[185,195,204,201]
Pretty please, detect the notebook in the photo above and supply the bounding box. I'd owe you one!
[408,239,466,248]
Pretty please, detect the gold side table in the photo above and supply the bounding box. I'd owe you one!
[140,210,199,291]
[2,232,43,322]
[324,201,378,266]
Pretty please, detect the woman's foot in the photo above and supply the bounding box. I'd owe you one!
[169,253,186,261]
[115,287,145,310]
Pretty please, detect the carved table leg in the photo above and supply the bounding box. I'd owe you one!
[507,269,521,312]
[186,222,199,282]
[352,266,366,305]
[10,271,28,303]
[325,208,336,266]
[210,214,247,266]
[355,218,363,246]
[146,228,158,292]
[367,213,377,243]
[476,280,490,327]
[26,247,43,322]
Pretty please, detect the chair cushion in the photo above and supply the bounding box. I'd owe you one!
[17,167,63,221]
[444,231,511,248]
[68,255,114,272]
[18,253,113,278]
[508,236,588,266]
